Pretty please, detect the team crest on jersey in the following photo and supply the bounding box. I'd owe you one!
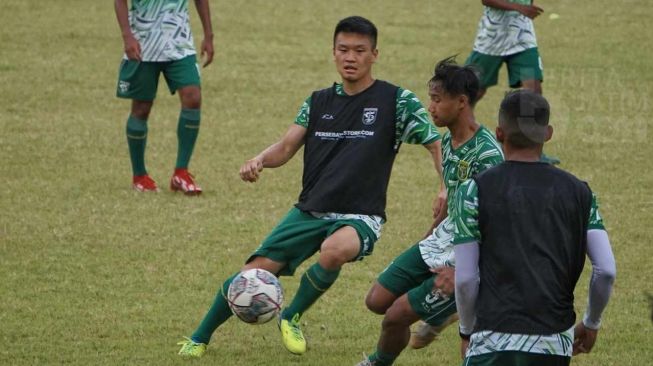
[362,108,378,125]
[457,160,470,180]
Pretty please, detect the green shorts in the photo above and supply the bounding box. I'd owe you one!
[247,207,380,276]
[463,351,570,366]
[377,244,457,326]
[465,47,543,89]
[116,55,200,101]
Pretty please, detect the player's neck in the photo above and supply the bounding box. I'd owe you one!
[341,75,375,95]
[449,112,479,148]
[503,145,543,162]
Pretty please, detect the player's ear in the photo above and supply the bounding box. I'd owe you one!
[544,125,553,142]
[459,94,468,109]
[371,48,378,62]
[495,126,505,144]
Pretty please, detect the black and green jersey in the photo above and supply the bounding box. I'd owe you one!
[294,83,440,150]
[453,174,605,245]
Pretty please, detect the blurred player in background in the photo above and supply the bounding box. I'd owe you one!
[356,57,504,366]
[178,16,446,358]
[465,0,559,164]
[114,0,214,194]
[454,90,616,365]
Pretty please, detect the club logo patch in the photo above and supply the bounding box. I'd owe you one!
[119,80,130,93]
[457,160,470,180]
[362,108,378,125]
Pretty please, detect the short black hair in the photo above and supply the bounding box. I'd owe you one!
[428,56,480,106]
[499,89,551,148]
[333,16,378,49]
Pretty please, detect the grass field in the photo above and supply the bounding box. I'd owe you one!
[1,0,652,365]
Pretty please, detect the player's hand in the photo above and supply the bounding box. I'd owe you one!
[517,4,544,19]
[431,266,455,296]
[460,338,470,360]
[240,157,264,182]
[573,322,598,355]
[123,34,142,61]
[200,37,214,67]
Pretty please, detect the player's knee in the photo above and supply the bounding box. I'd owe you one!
[365,291,388,315]
[319,242,357,269]
[180,87,201,109]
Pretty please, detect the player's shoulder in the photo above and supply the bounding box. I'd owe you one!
[548,165,593,191]
[312,83,338,96]
[475,125,503,156]
[476,125,499,144]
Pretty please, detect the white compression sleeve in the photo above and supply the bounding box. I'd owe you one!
[583,229,617,329]
[454,241,480,335]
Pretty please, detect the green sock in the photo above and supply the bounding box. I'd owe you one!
[175,108,201,169]
[126,115,148,176]
[191,273,236,344]
[282,263,340,320]
[368,349,399,366]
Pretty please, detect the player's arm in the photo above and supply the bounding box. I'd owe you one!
[114,0,141,61]
[481,0,543,19]
[574,195,616,355]
[452,180,482,358]
[193,0,214,67]
[239,124,306,182]
[454,241,480,358]
[395,88,445,230]
[424,139,447,223]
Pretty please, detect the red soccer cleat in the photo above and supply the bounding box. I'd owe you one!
[170,169,203,195]
[132,175,159,192]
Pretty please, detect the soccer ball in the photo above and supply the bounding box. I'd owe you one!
[227,268,284,324]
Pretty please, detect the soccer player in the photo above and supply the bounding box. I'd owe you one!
[177,16,445,358]
[465,0,559,164]
[356,57,504,366]
[114,0,214,194]
[454,90,616,365]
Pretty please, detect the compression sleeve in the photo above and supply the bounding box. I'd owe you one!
[454,241,480,335]
[583,229,617,329]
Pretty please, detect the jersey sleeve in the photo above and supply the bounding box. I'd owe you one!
[588,192,606,230]
[453,179,481,244]
[395,88,440,145]
[294,96,312,128]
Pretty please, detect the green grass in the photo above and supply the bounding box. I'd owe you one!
[1,0,652,365]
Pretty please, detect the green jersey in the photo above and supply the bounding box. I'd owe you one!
[441,125,504,217]
[294,84,440,149]
[417,125,503,269]
[473,0,538,56]
[128,0,196,62]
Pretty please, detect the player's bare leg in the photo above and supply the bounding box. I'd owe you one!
[365,281,399,315]
[358,294,420,366]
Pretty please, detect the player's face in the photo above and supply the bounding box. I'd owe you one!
[333,32,378,83]
[428,84,462,128]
